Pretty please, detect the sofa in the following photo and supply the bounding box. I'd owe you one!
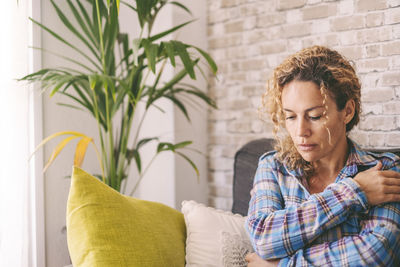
[66,138,400,267]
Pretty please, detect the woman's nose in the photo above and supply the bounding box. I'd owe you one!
[296,117,311,137]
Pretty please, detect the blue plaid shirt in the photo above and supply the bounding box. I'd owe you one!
[246,140,400,266]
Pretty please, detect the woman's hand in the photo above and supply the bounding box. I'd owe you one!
[354,161,400,206]
[245,253,279,267]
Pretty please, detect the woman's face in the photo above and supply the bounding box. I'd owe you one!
[281,80,352,163]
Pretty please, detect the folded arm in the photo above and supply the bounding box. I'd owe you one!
[245,155,368,259]
[278,201,400,266]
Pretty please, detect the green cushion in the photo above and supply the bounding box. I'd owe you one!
[67,167,186,267]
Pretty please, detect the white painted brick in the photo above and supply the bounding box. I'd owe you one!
[308,0,322,4]
[368,132,387,147]
[282,22,312,38]
[360,73,381,88]
[311,20,330,34]
[302,4,338,20]
[365,44,381,58]
[362,87,395,102]
[391,56,400,70]
[209,185,232,198]
[286,9,303,23]
[339,31,358,45]
[257,13,286,27]
[357,58,389,73]
[382,72,400,86]
[277,0,307,10]
[338,0,354,15]
[366,12,384,27]
[336,46,364,60]
[356,27,392,43]
[208,196,232,210]
[208,157,234,171]
[287,39,303,52]
[359,116,396,131]
[382,41,400,56]
[331,15,364,31]
[251,120,264,133]
[355,0,388,12]
[302,34,339,47]
[362,103,383,114]
[208,171,233,186]
[388,0,400,8]
[244,17,257,30]
[386,132,400,147]
[396,87,400,98]
[259,40,287,55]
[383,102,400,114]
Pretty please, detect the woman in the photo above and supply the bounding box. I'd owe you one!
[245,46,400,266]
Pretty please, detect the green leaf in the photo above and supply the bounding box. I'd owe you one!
[172,41,195,79]
[51,0,100,62]
[163,41,175,67]
[169,1,192,16]
[89,75,98,90]
[29,18,102,72]
[121,1,136,11]
[142,39,158,73]
[137,137,157,148]
[66,0,98,50]
[157,142,174,153]
[192,45,218,74]
[164,95,190,121]
[132,149,141,172]
[176,151,199,179]
[173,140,192,149]
[132,38,141,66]
[148,20,194,42]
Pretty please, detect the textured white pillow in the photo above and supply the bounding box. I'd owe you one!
[181,200,254,267]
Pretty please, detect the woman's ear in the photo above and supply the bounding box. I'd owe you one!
[344,99,355,125]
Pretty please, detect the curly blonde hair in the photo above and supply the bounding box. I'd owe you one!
[262,46,361,178]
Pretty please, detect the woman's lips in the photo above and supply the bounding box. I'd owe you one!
[297,144,317,151]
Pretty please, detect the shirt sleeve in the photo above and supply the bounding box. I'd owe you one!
[278,158,400,267]
[245,154,369,259]
[278,201,400,267]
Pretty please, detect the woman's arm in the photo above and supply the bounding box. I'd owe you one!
[277,161,400,266]
[278,201,400,266]
[246,154,369,259]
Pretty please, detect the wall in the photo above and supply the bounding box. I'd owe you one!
[207,0,400,210]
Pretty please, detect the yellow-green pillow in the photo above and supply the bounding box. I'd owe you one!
[67,167,186,267]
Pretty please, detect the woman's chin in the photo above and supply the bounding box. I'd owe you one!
[297,151,319,163]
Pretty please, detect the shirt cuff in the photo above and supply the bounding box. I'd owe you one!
[339,177,369,211]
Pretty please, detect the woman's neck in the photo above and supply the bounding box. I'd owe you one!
[312,138,350,183]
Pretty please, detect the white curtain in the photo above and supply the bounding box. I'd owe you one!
[0,1,44,266]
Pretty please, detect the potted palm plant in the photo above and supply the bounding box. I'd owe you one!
[21,0,217,195]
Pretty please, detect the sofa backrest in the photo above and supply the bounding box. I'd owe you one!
[231,138,400,216]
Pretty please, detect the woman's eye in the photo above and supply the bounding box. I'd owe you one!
[309,115,322,121]
[285,115,295,120]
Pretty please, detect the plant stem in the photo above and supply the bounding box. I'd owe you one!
[95,0,107,73]
[129,153,158,196]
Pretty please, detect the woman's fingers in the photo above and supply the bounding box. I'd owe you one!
[381,170,400,179]
[246,253,257,262]
[384,194,400,202]
[383,177,400,186]
[383,185,400,194]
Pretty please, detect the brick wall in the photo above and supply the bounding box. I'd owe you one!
[207,0,400,210]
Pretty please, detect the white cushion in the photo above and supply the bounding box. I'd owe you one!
[181,200,254,267]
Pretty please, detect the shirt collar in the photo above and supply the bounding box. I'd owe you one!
[286,138,376,178]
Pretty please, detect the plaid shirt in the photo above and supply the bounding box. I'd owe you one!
[245,140,400,266]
